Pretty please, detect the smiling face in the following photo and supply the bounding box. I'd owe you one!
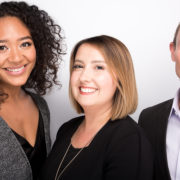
[70,43,117,111]
[0,16,36,89]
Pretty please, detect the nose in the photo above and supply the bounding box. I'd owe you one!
[8,46,23,64]
[79,67,92,82]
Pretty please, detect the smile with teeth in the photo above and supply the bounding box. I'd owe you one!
[5,65,25,72]
[80,87,97,93]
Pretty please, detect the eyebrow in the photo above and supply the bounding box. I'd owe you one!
[18,36,32,41]
[92,60,105,63]
[0,36,33,43]
[0,40,7,43]
[74,59,105,63]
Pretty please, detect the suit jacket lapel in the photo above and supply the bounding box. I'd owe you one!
[156,99,173,180]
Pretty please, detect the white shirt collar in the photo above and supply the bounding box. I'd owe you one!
[170,88,180,118]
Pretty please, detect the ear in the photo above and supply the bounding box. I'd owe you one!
[169,42,176,62]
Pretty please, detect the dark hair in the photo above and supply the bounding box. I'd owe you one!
[173,23,180,46]
[0,1,65,103]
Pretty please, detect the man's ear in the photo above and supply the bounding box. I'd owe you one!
[170,42,176,62]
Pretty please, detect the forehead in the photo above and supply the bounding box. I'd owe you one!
[75,43,105,62]
[0,16,30,38]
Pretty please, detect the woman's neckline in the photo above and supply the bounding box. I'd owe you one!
[70,117,111,149]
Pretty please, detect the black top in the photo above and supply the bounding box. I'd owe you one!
[40,116,153,180]
[56,144,82,176]
[12,112,47,180]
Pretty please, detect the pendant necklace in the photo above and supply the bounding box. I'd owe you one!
[54,139,91,180]
[54,119,109,180]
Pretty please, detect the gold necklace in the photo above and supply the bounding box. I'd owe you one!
[55,119,109,180]
[54,141,88,180]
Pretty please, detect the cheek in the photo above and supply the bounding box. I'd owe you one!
[0,60,4,67]
[175,59,180,73]
[98,73,115,88]
[71,71,81,82]
[0,54,8,66]
[70,72,79,91]
[27,47,36,62]
[108,82,117,96]
[70,72,76,86]
[101,75,117,96]
[174,49,180,61]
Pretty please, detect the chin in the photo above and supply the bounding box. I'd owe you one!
[79,103,96,109]
[8,80,28,88]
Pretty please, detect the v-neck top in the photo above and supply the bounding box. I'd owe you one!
[12,111,47,180]
[0,91,51,180]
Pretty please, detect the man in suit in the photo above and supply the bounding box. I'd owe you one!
[139,23,180,180]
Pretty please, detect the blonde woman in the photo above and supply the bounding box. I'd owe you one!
[40,35,153,180]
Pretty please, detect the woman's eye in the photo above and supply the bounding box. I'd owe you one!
[73,64,83,69]
[0,45,7,51]
[96,66,104,70]
[21,42,32,47]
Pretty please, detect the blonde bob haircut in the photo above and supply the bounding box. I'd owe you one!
[69,35,138,120]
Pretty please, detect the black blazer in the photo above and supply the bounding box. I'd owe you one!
[40,116,153,180]
[138,99,173,180]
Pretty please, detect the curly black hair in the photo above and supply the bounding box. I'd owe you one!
[0,1,65,101]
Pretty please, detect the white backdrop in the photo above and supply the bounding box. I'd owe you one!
[8,0,180,143]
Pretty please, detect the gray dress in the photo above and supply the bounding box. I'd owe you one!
[0,92,51,180]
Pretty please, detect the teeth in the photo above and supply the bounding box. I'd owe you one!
[80,87,96,93]
[6,66,25,72]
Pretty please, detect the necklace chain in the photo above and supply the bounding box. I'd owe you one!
[54,119,109,180]
[54,141,88,180]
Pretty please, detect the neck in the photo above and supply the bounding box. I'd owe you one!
[82,104,112,130]
[71,104,113,148]
[2,86,25,103]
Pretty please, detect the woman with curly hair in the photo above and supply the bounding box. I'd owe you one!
[0,1,64,179]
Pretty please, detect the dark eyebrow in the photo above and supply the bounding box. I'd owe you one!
[74,59,83,63]
[18,36,33,41]
[0,36,33,43]
[0,40,7,43]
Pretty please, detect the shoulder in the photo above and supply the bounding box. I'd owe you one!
[109,116,142,137]
[26,90,49,110]
[106,116,153,161]
[56,116,84,138]
[138,99,173,127]
[138,99,173,149]
[109,115,152,144]
[60,116,84,129]
[27,91,47,105]
[140,99,173,118]
[105,116,148,149]
[26,91,50,121]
